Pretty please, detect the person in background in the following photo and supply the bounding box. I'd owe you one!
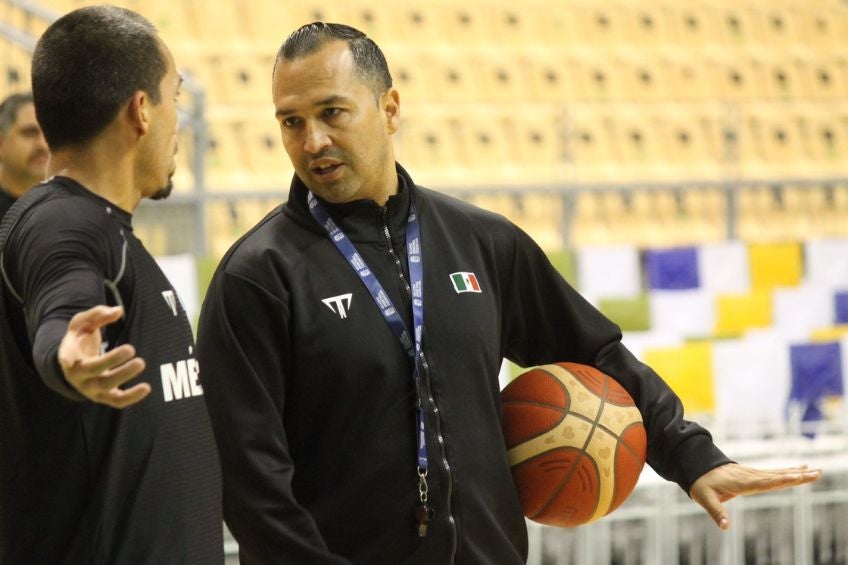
[197,22,821,565]
[0,92,48,219]
[0,6,222,563]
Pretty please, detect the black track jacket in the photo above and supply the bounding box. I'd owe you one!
[197,164,730,564]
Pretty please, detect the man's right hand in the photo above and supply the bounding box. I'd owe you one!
[58,305,149,408]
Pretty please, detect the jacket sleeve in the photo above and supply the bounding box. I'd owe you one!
[196,268,351,565]
[502,227,731,494]
[6,204,116,401]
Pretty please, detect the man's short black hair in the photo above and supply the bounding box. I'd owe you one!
[276,22,392,97]
[0,92,33,136]
[31,5,167,150]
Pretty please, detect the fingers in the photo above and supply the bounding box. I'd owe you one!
[732,465,822,494]
[692,483,730,530]
[68,305,125,334]
[96,382,152,409]
[66,343,139,377]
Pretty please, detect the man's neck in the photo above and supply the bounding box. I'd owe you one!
[48,147,140,213]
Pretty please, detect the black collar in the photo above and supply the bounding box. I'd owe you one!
[285,163,415,244]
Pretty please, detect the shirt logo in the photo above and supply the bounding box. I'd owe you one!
[322,293,353,319]
[450,272,482,294]
[161,290,178,316]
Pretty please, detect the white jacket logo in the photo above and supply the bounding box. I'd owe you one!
[160,357,203,402]
[322,293,352,319]
[161,290,178,316]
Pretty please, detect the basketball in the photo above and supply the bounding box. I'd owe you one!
[501,362,647,527]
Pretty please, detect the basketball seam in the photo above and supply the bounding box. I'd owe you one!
[530,374,606,521]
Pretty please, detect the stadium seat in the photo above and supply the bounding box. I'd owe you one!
[396,106,465,186]
[240,118,292,189]
[797,51,848,100]
[502,103,567,183]
[215,52,276,106]
[518,47,582,103]
[714,290,772,337]
[0,42,32,100]
[467,47,530,103]
[204,118,250,190]
[748,241,803,291]
[564,105,619,181]
[643,341,715,416]
[796,103,848,176]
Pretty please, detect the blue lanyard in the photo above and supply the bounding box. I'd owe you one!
[307,190,428,471]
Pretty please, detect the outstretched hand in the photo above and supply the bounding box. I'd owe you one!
[58,305,149,408]
[690,462,822,530]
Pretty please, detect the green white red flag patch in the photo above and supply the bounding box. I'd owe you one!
[450,272,481,293]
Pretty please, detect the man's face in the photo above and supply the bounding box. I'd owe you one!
[139,40,181,201]
[272,40,400,204]
[0,102,48,193]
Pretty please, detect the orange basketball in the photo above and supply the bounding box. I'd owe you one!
[501,362,647,527]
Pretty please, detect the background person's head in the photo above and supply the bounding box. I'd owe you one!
[273,22,400,205]
[31,5,181,201]
[0,92,48,197]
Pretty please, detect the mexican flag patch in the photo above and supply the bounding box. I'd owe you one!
[450,272,481,294]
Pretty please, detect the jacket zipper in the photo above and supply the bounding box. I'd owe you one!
[381,208,458,563]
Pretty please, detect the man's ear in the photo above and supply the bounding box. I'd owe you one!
[127,91,149,135]
[383,88,400,135]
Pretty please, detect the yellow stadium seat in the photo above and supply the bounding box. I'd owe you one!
[715,290,772,337]
[0,42,32,99]
[183,0,251,46]
[680,188,727,243]
[465,47,530,103]
[793,5,848,48]
[796,103,848,176]
[629,2,678,47]
[215,52,276,106]
[708,49,764,101]
[572,192,615,247]
[801,51,848,100]
[204,118,251,190]
[606,104,667,180]
[748,242,803,290]
[519,47,583,103]
[453,108,513,184]
[565,105,619,181]
[396,106,464,186]
[657,103,725,180]
[643,342,715,416]
[240,119,293,189]
[667,3,723,48]
[569,0,638,47]
[502,104,567,183]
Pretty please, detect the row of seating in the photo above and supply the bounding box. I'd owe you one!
[32,0,848,50]
[185,101,847,192]
[162,45,848,107]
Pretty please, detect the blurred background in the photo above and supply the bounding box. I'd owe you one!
[3,1,848,563]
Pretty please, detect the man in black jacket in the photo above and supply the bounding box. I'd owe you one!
[0,7,222,563]
[197,22,821,565]
[0,92,48,219]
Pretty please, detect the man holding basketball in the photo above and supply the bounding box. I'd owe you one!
[197,22,821,564]
[0,7,222,563]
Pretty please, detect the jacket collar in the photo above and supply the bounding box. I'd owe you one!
[285,163,415,244]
